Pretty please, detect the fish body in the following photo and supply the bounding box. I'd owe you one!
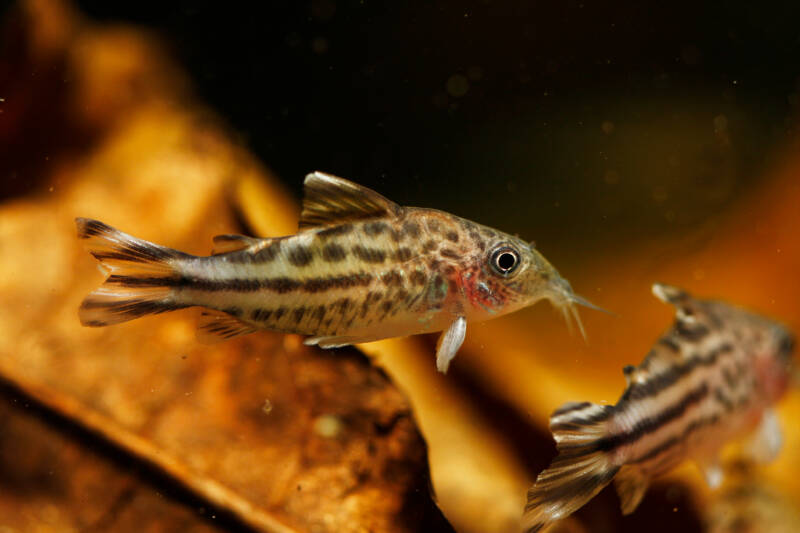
[78,172,590,372]
[522,284,794,532]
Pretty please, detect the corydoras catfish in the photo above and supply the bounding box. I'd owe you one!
[523,284,794,532]
[77,172,598,372]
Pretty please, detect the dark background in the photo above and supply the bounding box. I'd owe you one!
[66,1,800,261]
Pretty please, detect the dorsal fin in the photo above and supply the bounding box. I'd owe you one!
[299,171,403,230]
[211,234,262,255]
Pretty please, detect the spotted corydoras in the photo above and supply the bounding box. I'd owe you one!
[522,283,794,532]
[77,172,598,373]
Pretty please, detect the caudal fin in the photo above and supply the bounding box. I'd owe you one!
[76,218,191,326]
[522,401,620,532]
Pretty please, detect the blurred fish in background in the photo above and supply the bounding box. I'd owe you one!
[2,1,800,533]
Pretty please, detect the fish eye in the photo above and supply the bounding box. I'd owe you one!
[490,246,520,276]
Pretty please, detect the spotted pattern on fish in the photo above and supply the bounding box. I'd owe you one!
[523,285,794,533]
[77,172,586,372]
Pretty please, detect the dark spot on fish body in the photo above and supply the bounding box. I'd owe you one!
[722,367,737,388]
[313,305,327,323]
[445,231,459,243]
[658,337,681,352]
[321,243,347,262]
[275,307,287,320]
[442,264,456,275]
[293,307,306,324]
[426,220,442,234]
[410,270,427,286]
[264,277,303,293]
[427,258,441,270]
[363,221,389,236]
[287,246,314,267]
[252,241,282,262]
[381,270,403,286]
[714,387,735,412]
[422,240,438,253]
[394,247,413,262]
[403,221,421,238]
[439,248,460,260]
[334,297,351,313]
[380,300,394,316]
[222,307,243,318]
[448,278,459,295]
[676,322,710,342]
[469,232,485,251]
[352,245,386,264]
[302,272,373,292]
[359,291,382,318]
[396,289,409,302]
[317,224,354,239]
[405,292,422,309]
[251,308,272,322]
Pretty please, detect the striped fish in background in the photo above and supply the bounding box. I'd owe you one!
[522,283,795,532]
[77,172,601,373]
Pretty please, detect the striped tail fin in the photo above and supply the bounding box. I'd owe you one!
[522,401,620,533]
[76,218,192,327]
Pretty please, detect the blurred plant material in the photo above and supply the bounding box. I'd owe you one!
[0,1,449,532]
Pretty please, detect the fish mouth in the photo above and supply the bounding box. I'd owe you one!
[550,278,613,342]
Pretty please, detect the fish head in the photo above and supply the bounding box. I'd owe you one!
[684,289,796,403]
[752,319,795,403]
[466,228,604,337]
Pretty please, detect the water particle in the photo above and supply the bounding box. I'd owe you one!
[311,37,329,54]
[603,170,620,185]
[262,399,273,415]
[601,120,615,134]
[467,65,484,81]
[446,74,470,98]
[313,414,343,438]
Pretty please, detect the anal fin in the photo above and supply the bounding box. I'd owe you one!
[197,310,257,343]
[304,334,383,349]
[614,466,650,514]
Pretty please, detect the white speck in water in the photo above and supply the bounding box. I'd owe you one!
[311,36,329,54]
[262,399,273,415]
[446,74,470,98]
[313,414,343,438]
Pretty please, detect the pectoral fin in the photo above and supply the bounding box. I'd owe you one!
[435,316,466,374]
[744,408,782,463]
